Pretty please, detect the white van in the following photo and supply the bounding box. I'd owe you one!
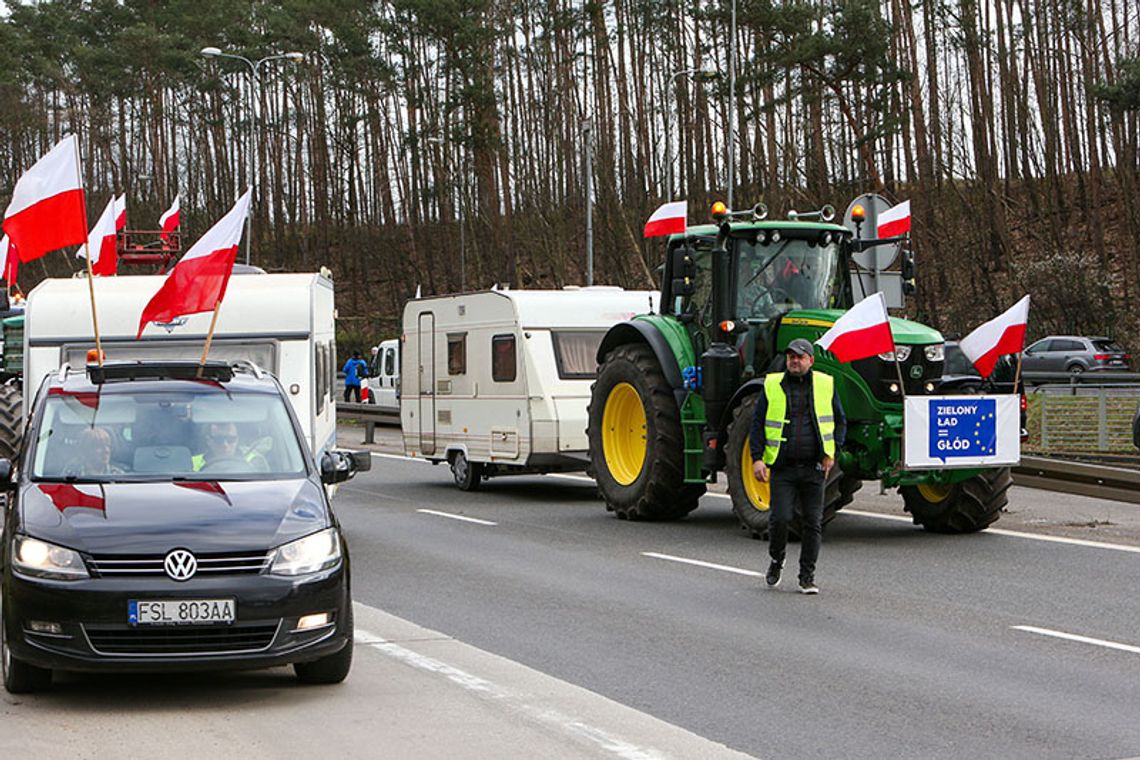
[23,273,337,458]
[365,338,400,413]
[401,287,658,489]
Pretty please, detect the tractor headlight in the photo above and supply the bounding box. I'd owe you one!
[12,536,89,580]
[924,344,945,362]
[269,528,342,577]
[878,346,911,362]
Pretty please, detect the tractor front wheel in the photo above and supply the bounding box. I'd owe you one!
[0,384,21,461]
[587,343,703,520]
[724,395,858,539]
[901,468,1012,533]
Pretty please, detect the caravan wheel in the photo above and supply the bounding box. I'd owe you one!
[450,451,483,491]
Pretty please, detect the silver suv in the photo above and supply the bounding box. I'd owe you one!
[1021,335,1131,377]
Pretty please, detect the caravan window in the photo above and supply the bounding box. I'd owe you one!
[551,331,604,379]
[447,334,467,375]
[492,335,516,382]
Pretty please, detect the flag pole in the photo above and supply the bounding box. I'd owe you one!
[197,300,223,377]
[1013,351,1023,395]
[892,352,907,398]
[73,137,102,367]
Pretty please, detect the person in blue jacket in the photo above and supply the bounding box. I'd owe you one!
[342,350,369,403]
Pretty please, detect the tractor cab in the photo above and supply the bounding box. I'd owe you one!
[661,205,854,379]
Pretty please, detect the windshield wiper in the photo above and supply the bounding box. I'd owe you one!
[741,239,792,291]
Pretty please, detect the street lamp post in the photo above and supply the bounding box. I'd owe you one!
[665,68,704,199]
[200,46,304,265]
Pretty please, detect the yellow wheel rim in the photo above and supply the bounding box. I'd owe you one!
[602,383,647,486]
[917,482,953,503]
[741,437,771,512]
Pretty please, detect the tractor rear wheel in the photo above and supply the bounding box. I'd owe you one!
[587,343,703,520]
[0,384,21,461]
[724,395,857,539]
[900,468,1011,533]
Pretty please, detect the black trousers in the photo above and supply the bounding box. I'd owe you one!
[768,463,825,581]
[344,384,361,403]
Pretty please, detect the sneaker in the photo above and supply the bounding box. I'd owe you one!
[766,560,784,587]
[798,578,819,595]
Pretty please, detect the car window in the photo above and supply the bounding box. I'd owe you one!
[1060,339,1085,352]
[1092,339,1123,353]
[31,385,308,481]
[943,344,978,376]
[1026,339,1049,353]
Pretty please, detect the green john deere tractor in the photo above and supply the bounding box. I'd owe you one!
[587,202,1011,535]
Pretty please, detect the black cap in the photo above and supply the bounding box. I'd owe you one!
[785,338,815,356]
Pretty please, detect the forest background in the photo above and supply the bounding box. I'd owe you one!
[0,0,1138,350]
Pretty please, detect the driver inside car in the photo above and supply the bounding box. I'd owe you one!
[192,422,270,473]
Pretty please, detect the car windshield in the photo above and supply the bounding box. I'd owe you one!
[735,238,842,320]
[31,385,308,482]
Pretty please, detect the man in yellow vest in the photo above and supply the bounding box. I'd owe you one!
[750,338,846,594]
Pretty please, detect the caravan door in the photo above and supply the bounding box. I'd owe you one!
[417,312,436,455]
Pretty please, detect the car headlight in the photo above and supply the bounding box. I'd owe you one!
[924,344,945,362]
[878,346,912,362]
[269,528,342,577]
[12,536,89,580]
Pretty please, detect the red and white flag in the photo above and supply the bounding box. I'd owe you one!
[876,200,911,238]
[159,194,180,242]
[78,196,118,276]
[815,292,895,363]
[2,135,88,262]
[114,194,127,231]
[643,201,687,238]
[0,235,18,284]
[959,295,1031,378]
[137,190,250,338]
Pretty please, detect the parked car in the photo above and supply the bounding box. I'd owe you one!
[1,360,369,693]
[1021,335,1131,377]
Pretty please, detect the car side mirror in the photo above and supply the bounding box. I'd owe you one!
[320,449,371,485]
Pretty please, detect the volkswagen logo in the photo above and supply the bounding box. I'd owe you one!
[164,549,198,581]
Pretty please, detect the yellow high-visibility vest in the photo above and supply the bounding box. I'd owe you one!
[761,371,836,465]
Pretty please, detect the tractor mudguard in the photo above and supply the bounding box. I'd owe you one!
[720,379,767,441]
[597,320,687,408]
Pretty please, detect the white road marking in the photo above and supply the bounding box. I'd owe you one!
[369,454,1140,555]
[354,626,667,760]
[417,509,497,526]
[1012,625,1140,655]
[641,552,762,577]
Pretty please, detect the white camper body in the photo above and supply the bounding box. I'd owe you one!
[401,287,658,487]
[24,273,337,458]
[365,338,400,413]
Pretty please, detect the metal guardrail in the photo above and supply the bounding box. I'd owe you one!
[1013,455,1140,504]
[336,402,399,444]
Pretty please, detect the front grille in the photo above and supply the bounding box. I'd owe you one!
[852,354,943,402]
[84,621,280,656]
[88,551,270,578]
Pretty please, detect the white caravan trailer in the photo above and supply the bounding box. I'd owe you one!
[401,287,658,490]
[23,273,337,458]
[365,338,400,413]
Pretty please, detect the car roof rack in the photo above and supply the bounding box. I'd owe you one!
[86,360,234,385]
[231,360,265,379]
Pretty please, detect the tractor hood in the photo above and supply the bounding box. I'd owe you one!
[781,309,943,345]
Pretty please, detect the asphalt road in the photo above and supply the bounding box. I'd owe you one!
[4,438,1138,759]
[340,451,1140,759]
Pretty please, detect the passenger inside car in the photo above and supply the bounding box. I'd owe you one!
[65,427,126,477]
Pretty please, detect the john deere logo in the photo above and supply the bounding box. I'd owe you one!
[909,365,924,379]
